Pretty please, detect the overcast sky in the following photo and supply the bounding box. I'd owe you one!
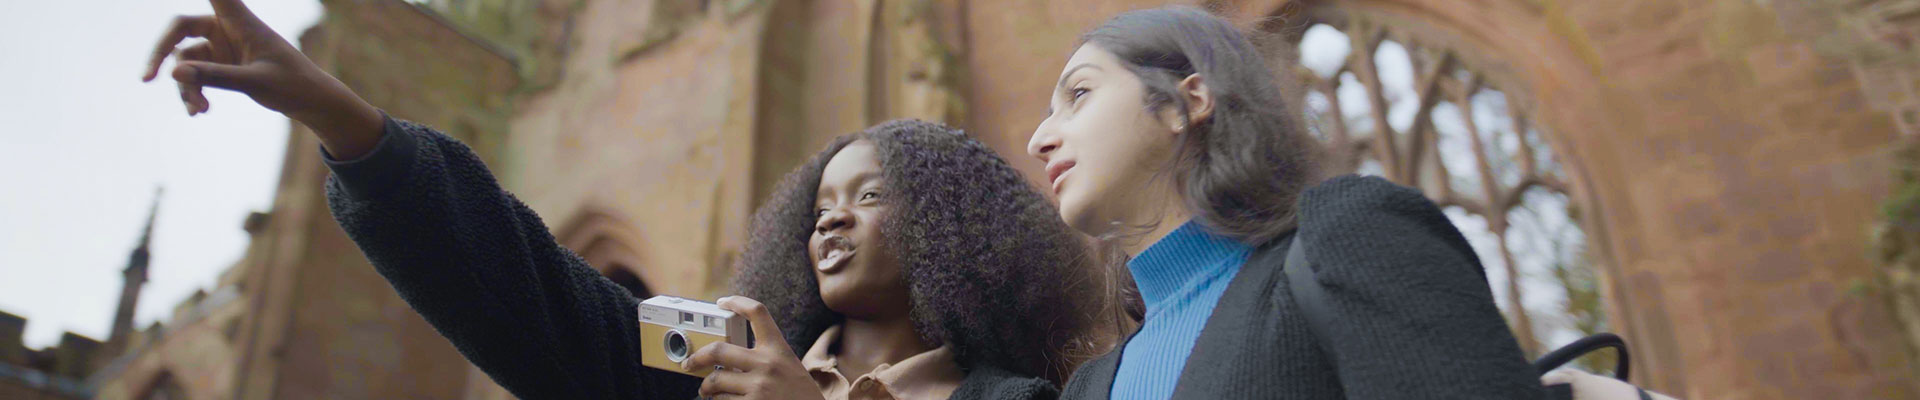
[0,0,320,349]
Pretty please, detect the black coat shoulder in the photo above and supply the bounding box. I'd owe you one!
[952,365,1059,400]
[1287,174,1488,282]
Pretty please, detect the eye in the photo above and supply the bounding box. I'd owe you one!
[859,191,880,201]
[816,207,829,217]
[1070,87,1090,103]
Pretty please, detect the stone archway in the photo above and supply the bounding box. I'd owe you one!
[554,208,662,295]
[1237,0,1683,391]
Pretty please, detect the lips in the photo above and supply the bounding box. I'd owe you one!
[815,235,857,273]
[1045,160,1077,194]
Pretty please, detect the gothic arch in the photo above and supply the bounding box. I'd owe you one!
[554,207,660,299]
[1242,0,1684,391]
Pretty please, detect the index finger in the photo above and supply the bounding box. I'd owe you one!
[209,0,264,25]
[717,296,791,356]
[683,341,753,373]
[144,16,216,82]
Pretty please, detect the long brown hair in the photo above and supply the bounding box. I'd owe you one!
[1080,6,1325,246]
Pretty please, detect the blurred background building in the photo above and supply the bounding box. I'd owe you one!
[3,0,1914,399]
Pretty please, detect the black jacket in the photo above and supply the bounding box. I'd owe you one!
[1060,175,1546,399]
[322,117,1055,400]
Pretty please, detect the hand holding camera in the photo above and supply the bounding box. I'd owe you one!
[639,296,822,400]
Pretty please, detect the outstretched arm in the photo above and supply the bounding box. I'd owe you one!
[323,117,703,399]
[142,1,701,397]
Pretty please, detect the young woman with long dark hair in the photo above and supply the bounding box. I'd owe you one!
[1028,6,1545,399]
[139,1,1125,398]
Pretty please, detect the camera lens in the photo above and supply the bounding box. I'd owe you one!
[664,329,690,362]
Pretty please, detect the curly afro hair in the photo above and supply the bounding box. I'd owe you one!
[729,119,1128,383]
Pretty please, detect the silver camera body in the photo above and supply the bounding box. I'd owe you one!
[637,296,751,377]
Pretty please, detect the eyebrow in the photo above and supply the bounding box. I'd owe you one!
[818,170,884,201]
[1049,63,1104,115]
[1055,63,1104,92]
[850,171,882,188]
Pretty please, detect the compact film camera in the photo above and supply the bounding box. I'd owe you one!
[637,296,752,377]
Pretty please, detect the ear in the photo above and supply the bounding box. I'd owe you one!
[1175,73,1214,131]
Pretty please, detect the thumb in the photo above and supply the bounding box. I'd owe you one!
[716,296,792,356]
[172,61,268,94]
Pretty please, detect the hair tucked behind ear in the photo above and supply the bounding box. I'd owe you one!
[1081,6,1325,246]
[730,120,1128,384]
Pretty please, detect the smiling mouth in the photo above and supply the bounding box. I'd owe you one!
[816,236,857,273]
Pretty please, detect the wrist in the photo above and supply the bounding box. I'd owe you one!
[294,90,384,160]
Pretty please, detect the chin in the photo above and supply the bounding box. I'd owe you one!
[819,293,853,314]
[1057,195,1100,237]
[816,281,854,310]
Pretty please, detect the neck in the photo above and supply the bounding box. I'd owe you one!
[1116,192,1194,257]
[835,313,933,378]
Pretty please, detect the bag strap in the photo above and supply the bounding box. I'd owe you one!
[1532,332,1632,381]
[1282,235,1339,362]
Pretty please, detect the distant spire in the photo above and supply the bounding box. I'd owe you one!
[135,187,162,254]
[108,187,160,347]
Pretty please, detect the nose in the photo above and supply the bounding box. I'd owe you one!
[1027,118,1062,162]
[815,207,853,234]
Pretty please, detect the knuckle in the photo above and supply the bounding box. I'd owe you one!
[743,356,766,370]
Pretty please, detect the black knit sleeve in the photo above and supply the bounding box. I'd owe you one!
[322,116,703,400]
[1294,175,1545,399]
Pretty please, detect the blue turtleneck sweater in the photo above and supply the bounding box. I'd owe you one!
[1110,221,1253,400]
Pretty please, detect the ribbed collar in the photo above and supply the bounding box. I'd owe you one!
[1127,220,1253,308]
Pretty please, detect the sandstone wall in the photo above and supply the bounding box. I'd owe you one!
[96,0,1918,399]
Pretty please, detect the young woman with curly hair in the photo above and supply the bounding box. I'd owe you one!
[1028,6,1546,400]
[136,1,1124,399]
[709,121,1126,399]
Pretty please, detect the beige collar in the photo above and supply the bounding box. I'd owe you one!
[799,324,965,400]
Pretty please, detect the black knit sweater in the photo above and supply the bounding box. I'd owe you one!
[1060,175,1546,399]
[322,117,1056,400]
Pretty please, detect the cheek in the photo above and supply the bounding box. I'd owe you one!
[807,236,822,262]
[1063,118,1156,191]
[1057,115,1172,233]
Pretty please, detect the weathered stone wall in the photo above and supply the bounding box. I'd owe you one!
[1874,137,1920,378]
[89,0,1920,399]
[92,289,245,400]
[222,1,519,399]
[499,0,768,302]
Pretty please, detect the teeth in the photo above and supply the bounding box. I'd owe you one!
[817,248,853,271]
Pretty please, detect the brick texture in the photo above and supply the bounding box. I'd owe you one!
[87,0,1920,399]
